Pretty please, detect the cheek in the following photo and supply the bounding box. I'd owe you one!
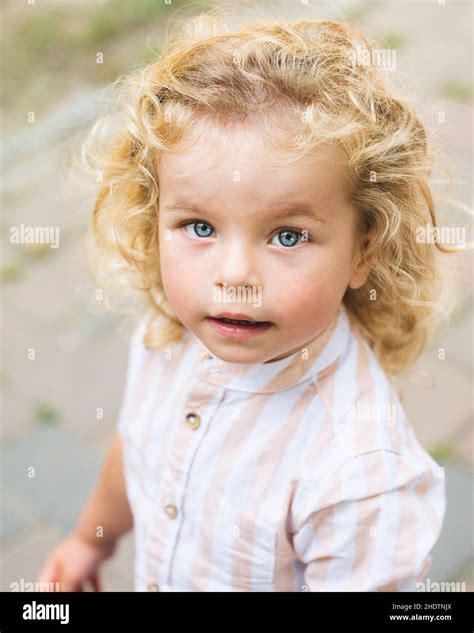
[282,277,339,328]
[158,233,194,309]
[274,247,353,323]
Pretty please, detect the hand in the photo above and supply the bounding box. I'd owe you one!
[36,531,116,592]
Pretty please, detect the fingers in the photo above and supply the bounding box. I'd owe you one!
[57,576,81,592]
[36,560,57,586]
[37,562,76,591]
[90,574,102,592]
[37,567,96,592]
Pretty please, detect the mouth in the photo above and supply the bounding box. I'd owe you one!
[205,315,273,339]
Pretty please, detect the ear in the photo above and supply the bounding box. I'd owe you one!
[348,231,375,290]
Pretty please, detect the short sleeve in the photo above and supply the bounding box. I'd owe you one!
[116,316,150,437]
[292,449,446,591]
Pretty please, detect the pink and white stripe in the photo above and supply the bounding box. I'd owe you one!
[116,305,446,592]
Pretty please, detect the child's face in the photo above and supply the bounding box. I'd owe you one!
[157,121,370,364]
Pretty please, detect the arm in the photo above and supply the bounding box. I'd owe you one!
[76,432,133,556]
[37,319,145,590]
[73,317,147,557]
[36,433,133,590]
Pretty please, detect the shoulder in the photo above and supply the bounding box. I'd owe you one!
[122,313,153,383]
[316,321,409,459]
[290,440,446,590]
[126,311,195,368]
[293,323,446,524]
[117,313,198,435]
[119,313,201,409]
[291,442,446,535]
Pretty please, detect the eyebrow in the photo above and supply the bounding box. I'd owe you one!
[163,202,328,223]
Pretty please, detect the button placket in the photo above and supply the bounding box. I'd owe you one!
[146,383,226,589]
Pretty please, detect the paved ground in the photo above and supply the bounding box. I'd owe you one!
[1,0,472,592]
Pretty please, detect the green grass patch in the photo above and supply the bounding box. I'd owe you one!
[377,31,407,51]
[1,0,182,117]
[35,401,59,425]
[82,0,172,47]
[428,441,462,463]
[21,243,54,260]
[343,0,381,22]
[439,79,473,102]
[0,260,25,282]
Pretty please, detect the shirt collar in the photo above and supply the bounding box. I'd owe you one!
[193,304,351,393]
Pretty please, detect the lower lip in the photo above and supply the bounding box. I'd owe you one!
[206,317,273,339]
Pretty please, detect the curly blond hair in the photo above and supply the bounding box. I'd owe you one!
[71,14,461,376]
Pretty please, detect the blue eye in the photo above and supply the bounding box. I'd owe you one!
[271,229,304,248]
[184,221,214,238]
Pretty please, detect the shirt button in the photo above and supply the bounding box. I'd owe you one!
[147,582,160,591]
[185,412,201,430]
[164,503,178,519]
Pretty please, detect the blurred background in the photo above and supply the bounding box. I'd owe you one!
[1,0,472,592]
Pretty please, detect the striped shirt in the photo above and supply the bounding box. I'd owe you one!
[116,304,446,592]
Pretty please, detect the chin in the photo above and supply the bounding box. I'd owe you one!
[210,345,266,365]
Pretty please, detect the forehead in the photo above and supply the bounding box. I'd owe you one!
[157,118,351,209]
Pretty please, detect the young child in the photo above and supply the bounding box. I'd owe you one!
[38,15,451,592]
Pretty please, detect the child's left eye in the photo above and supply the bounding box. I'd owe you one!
[270,229,307,248]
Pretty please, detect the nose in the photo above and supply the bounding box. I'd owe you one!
[213,237,261,290]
